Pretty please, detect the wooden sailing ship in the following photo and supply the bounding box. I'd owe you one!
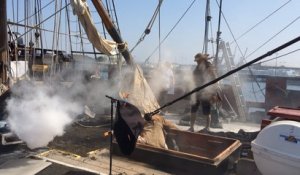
[1,0,300,174]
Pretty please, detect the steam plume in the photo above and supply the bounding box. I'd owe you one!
[6,81,83,149]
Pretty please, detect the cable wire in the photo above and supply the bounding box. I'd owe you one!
[13,2,70,43]
[230,0,292,45]
[130,0,164,52]
[144,0,197,64]
[245,16,300,59]
[145,35,300,117]
[258,48,300,64]
[215,0,265,97]
[17,0,55,24]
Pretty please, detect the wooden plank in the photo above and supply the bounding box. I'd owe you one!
[0,158,52,175]
[36,149,171,175]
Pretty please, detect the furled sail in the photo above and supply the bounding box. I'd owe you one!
[70,0,117,55]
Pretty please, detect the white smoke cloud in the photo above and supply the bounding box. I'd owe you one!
[6,81,83,149]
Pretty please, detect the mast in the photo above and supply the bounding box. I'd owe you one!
[0,0,9,85]
[91,0,134,66]
[203,0,211,54]
[215,0,223,68]
[158,0,161,63]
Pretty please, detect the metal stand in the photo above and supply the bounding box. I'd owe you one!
[105,95,117,175]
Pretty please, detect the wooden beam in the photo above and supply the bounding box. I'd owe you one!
[91,0,134,66]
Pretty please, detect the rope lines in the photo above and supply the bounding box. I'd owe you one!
[130,0,164,52]
[17,0,55,24]
[258,48,300,64]
[144,0,197,64]
[245,16,300,59]
[230,0,292,45]
[145,35,300,117]
[13,2,71,43]
[215,0,266,98]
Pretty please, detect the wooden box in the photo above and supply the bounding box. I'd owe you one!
[113,129,241,175]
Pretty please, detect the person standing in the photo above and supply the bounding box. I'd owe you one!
[188,53,218,132]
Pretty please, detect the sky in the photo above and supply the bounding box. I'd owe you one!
[112,0,300,67]
[6,0,300,67]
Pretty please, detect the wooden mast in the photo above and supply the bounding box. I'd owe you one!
[0,0,8,85]
[203,0,211,54]
[91,0,134,66]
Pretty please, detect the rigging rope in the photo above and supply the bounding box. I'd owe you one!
[36,0,43,50]
[77,17,85,56]
[12,0,15,31]
[215,0,266,97]
[258,48,300,64]
[8,21,90,38]
[230,0,292,45]
[245,16,300,59]
[17,0,19,32]
[17,0,55,24]
[50,0,60,79]
[130,0,164,53]
[144,0,196,64]
[65,0,74,58]
[111,0,120,33]
[13,2,71,43]
[145,35,300,119]
[158,0,162,63]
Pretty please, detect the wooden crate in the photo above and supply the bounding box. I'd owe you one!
[113,129,241,175]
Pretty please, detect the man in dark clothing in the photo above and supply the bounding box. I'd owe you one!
[188,53,221,132]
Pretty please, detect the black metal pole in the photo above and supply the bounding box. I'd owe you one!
[109,98,113,175]
[105,95,117,175]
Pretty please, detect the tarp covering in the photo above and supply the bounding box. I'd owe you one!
[70,0,117,55]
[138,114,178,149]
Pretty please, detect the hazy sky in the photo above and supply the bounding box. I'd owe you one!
[6,0,300,67]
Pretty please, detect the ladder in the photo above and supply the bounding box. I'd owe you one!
[219,41,247,121]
